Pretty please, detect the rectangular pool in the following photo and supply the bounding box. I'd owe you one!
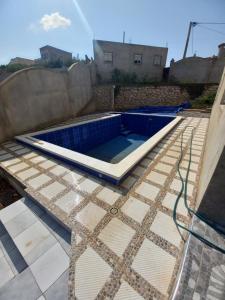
[16,113,182,184]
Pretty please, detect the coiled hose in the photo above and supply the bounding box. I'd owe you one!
[173,126,225,254]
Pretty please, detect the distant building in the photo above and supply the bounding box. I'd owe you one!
[169,43,225,84]
[9,57,35,66]
[93,40,168,82]
[40,45,72,64]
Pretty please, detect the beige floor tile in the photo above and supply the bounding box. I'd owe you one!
[162,192,189,217]
[62,171,84,185]
[17,168,40,180]
[170,178,194,197]
[166,150,180,158]
[114,281,144,300]
[8,162,29,173]
[191,145,203,151]
[39,160,56,170]
[97,187,121,205]
[22,152,38,159]
[121,196,150,223]
[180,160,198,172]
[27,174,51,189]
[150,211,183,247]
[39,182,66,200]
[98,218,135,257]
[56,191,83,214]
[175,169,197,182]
[135,182,160,202]
[161,156,177,165]
[30,156,46,164]
[1,157,20,167]
[75,247,112,300]
[49,165,68,176]
[154,162,173,174]
[78,178,100,194]
[75,202,106,231]
[132,239,176,295]
[170,146,181,152]
[184,154,200,163]
[146,171,167,186]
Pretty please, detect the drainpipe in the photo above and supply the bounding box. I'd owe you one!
[112,85,116,111]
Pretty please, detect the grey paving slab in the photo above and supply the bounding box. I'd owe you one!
[14,221,57,265]
[0,256,14,288]
[30,243,69,292]
[0,268,42,300]
[22,197,46,218]
[0,200,28,224]
[44,270,69,300]
[4,246,27,275]
[5,209,37,238]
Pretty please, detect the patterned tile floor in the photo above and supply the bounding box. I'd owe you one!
[0,114,209,299]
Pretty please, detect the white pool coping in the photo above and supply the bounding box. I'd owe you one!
[16,114,183,183]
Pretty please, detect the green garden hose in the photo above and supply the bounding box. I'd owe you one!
[173,126,225,254]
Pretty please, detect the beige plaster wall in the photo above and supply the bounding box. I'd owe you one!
[0,62,95,143]
[196,67,225,207]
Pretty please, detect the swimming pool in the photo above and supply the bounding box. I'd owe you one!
[16,113,182,184]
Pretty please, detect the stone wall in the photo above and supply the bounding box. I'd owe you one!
[114,85,189,110]
[0,62,96,143]
[94,85,191,111]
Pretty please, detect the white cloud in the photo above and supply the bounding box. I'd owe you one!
[40,12,71,31]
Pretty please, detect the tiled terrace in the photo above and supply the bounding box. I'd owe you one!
[0,113,209,299]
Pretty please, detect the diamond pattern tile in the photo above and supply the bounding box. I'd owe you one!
[75,247,112,300]
[147,171,167,186]
[56,191,83,214]
[98,218,135,257]
[150,211,183,247]
[170,179,194,197]
[39,182,66,200]
[132,239,176,296]
[114,281,144,300]
[162,192,188,217]
[97,187,121,205]
[78,178,100,194]
[27,174,51,189]
[154,163,173,174]
[75,202,106,231]
[135,182,160,202]
[121,196,150,223]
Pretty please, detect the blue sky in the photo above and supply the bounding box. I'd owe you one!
[1,0,225,65]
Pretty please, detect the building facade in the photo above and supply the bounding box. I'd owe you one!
[40,45,72,64]
[93,40,168,82]
[169,43,225,84]
[9,57,35,66]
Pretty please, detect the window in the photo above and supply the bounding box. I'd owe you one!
[134,54,142,64]
[153,55,162,66]
[104,52,113,63]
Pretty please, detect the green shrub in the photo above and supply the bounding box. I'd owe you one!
[191,91,216,108]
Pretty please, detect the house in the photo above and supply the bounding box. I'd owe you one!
[40,45,72,64]
[93,39,168,82]
[169,43,225,83]
[9,57,35,66]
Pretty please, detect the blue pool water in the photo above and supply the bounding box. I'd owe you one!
[34,113,174,164]
[86,133,148,163]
